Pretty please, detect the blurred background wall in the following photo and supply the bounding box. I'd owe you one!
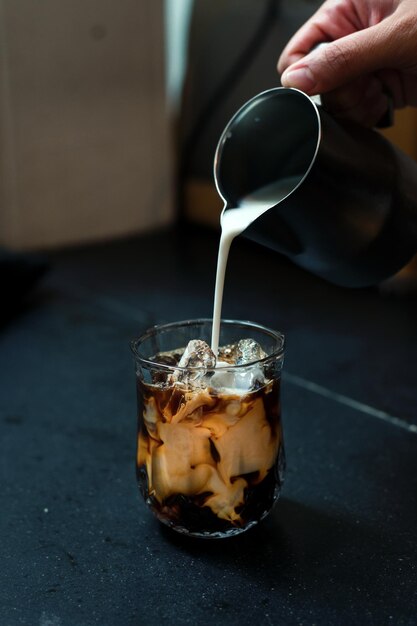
[0,0,173,250]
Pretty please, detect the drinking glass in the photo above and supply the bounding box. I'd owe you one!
[131,319,285,538]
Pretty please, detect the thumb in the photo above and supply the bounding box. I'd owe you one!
[280,22,396,95]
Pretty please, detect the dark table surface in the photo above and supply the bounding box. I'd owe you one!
[1,225,416,626]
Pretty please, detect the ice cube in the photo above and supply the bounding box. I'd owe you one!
[210,359,265,392]
[217,339,267,366]
[234,366,265,391]
[236,338,267,365]
[171,340,216,388]
[177,340,216,369]
[210,360,237,391]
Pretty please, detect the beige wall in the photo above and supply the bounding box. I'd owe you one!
[0,0,173,250]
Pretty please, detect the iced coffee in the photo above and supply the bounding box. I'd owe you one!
[132,320,285,538]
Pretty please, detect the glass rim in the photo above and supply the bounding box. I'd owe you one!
[130,318,285,372]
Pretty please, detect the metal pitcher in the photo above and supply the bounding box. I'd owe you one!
[214,87,417,287]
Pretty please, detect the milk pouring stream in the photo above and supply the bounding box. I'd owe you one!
[211,205,265,354]
[211,179,297,353]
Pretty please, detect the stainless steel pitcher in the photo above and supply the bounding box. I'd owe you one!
[214,87,417,287]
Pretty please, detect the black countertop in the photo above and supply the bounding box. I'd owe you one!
[1,226,416,625]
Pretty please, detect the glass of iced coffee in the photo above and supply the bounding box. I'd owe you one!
[131,319,285,538]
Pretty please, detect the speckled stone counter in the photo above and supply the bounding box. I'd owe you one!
[1,226,416,625]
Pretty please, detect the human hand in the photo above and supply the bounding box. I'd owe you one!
[277,0,417,127]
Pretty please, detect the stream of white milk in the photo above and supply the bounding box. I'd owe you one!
[211,205,268,354]
[210,178,298,354]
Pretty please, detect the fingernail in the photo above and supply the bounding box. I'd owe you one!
[281,66,316,92]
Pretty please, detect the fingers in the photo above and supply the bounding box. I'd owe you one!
[321,76,393,128]
[277,0,355,74]
[277,0,417,123]
[277,0,361,76]
[277,18,331,75]
[376,69,406,110]
[305,67,417,127]
[280,22,396,96]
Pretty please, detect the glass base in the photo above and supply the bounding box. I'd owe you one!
[148,485,282,539]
